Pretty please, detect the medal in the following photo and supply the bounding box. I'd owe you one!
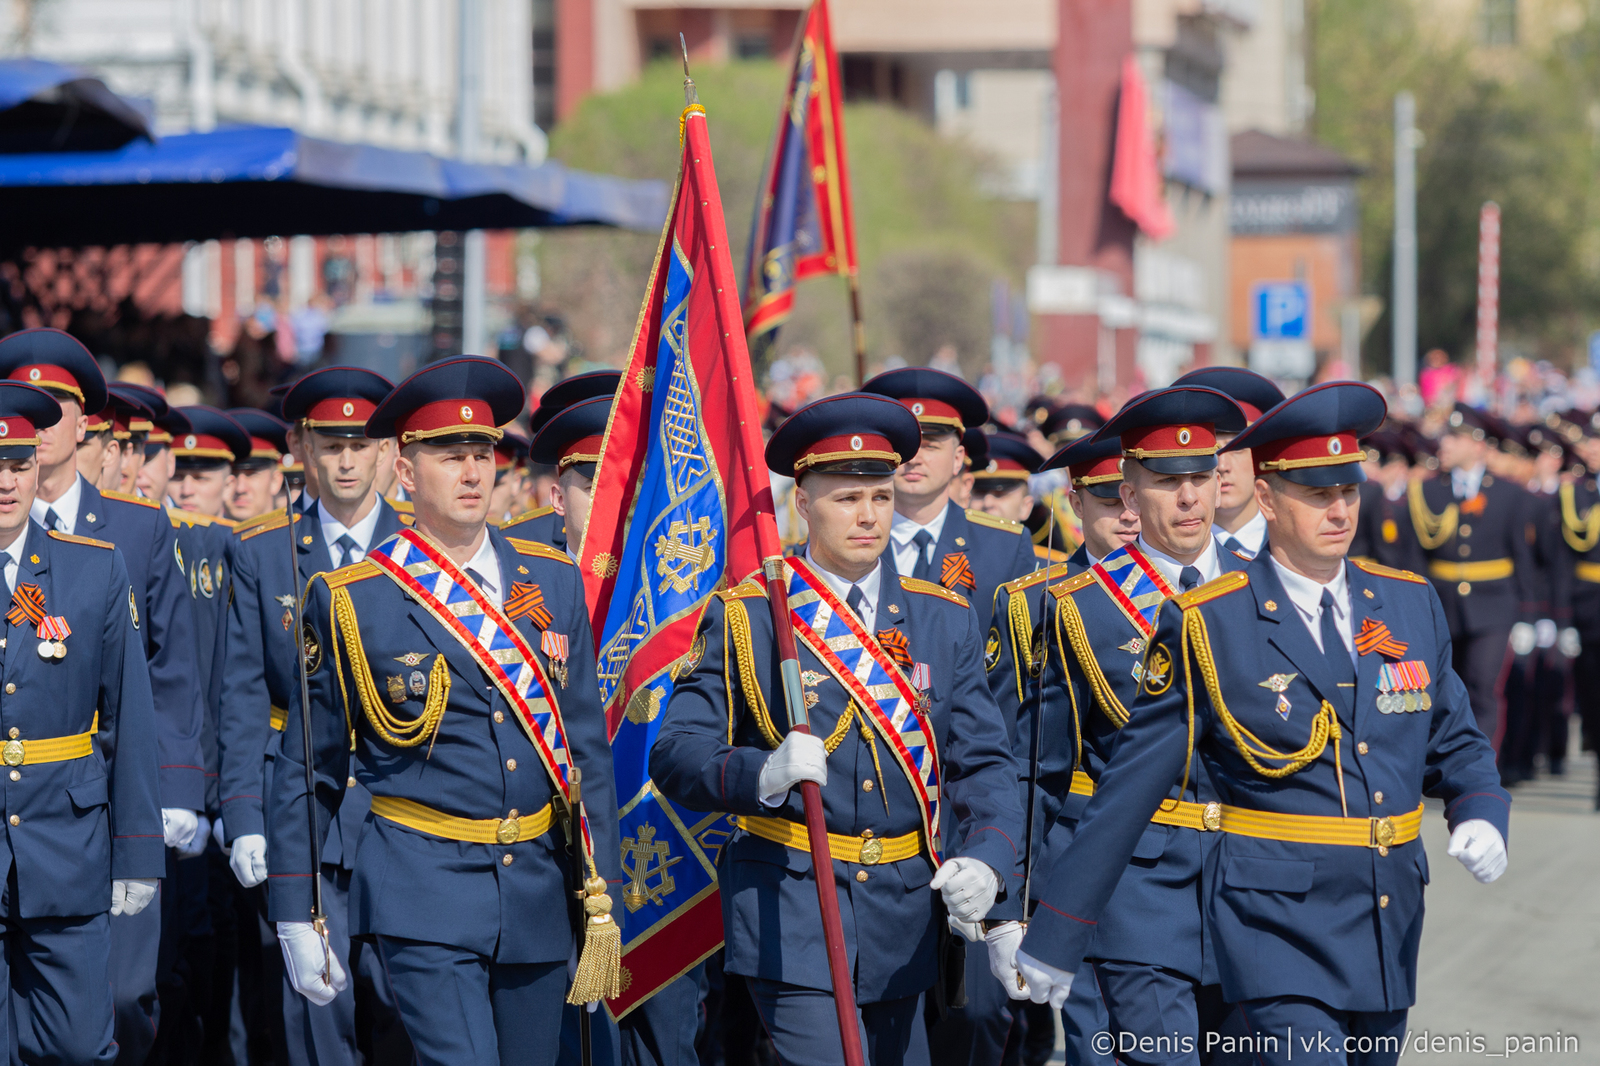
[34,615,69,661]
[36,639,52,660]
[540,630,569,689]
[1258,674,1297,720]
[1403,692,1417,713]
[408,670,427,696]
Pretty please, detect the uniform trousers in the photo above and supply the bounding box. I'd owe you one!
[1091,961,1226,1066]
[375,935,567,1066]
[929,951,1111,1066]
[1060,962,1115,1066]
[748,979,928,1066]
[1451,628,1512,748]
[1213,997,1407,1066]
[620,962,708,1066]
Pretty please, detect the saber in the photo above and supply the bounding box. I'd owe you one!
[1021,503,1060,916]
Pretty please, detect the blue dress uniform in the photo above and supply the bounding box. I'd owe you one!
[0,381,164,1064]
[267,358,622,1066]
[1555,453,1600,776]
[1348,433,1425,576]
[651,394,1025,1066]
[1021,383,1511,1066]
[502,370,621,551]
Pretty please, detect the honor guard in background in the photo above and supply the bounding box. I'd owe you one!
[1017,383,1511,1066]
[1349,431,1425,575]
[269,357,621,1066]
[1558,426,1600,799]
[1410,404,1538,746]
[488,429,530,526]
[503,369,622,550]
[220,366,411,1066]
[77,394,122,492]
[228,408,290,522]
[970,432,1065,564]
[1174,366,1285,561]
[0,329,204,1066]
[950,427,985,509]
[1028,403,1106,558]
[651,393,1025,1066]
[0,380,164,1063]
[104,387,157,497]
[861,368,1035,632]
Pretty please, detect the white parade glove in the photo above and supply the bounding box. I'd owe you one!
[1015,947,1075,1008]
[947,915,983,943]
[230,834,269,888]
[212,817,226,850]
[1535,619,1558,649]
[1559,627,1582,659]
[930,856,1000,923]
[1447,819,1507,884]
[1509,622,1536,657]
[178,815,210,859]
[161,808,200,850]
[757,731,827,806]
[111,878,158,917]
[278,921,348,1006]
[985,921,1031,1000]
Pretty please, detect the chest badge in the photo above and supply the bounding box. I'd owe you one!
[540,629,569,689]
[276,593,295,631]
[1258,673,1298,720]
[394,653,428,667]
[386,674,407,704]
[1119,637,1146,656]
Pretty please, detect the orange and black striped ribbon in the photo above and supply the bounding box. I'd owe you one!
[1355,617,1408,659]
[506,582,553,630]
[6,584,45,629]
[876,627,913,671]
[939,552,976,593]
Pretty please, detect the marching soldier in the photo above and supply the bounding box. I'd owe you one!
[76,396,121,492]
[489,429,530,526]
[102,387,156,496]
[1174,366,1284,561]
[1558,429,1600,802]
[0,379,164,1063]
[228,408,291,522]
[1349,431,1425,575]
[269,358,621,1066]
[861,368,1035,632]
[1016,382,1511,1066]
[952,427,989,509]
[503,369,622,550]
[652,392,1026,1066]
[220,367,411,1066]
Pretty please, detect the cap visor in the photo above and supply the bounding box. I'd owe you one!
[1278,462,1368,487]
[1136,455,1218,475]
[1081,481,1124,499]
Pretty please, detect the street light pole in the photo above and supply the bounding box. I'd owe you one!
[459,0,487,357]
[1392,91,1417,388]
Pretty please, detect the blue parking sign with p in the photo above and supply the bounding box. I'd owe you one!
[1253,282,1309,340]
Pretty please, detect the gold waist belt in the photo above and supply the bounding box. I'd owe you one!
[370,795,554,845]
[270,706,287,732]
[733,813,922,866]
[1067,772,1423,847]
[1577,562,1600,584]
[1427,559,1513,582]
[0,712,97,767]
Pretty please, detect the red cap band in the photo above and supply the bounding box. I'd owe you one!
[1120,422,1217,460]
[174,432,234,460]
[8,364,84,404]
[1070,454,1124,485]
[395,398,501,443]
[85,407,111,432]
[305,396,379,426]
[0,415,41,446]
[558,434,604,470]
[977,456,1031,480]
[1251,433,1365,473]
[795,432,901,472]
[248,436,281,460]
[896,397,963,428]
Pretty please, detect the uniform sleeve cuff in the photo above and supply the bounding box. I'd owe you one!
[266,875,317,923]
[219,798,264,842]
[1018,899,1096,974]
[159,766,206,813]
[112,836,168,880]
[1445,792,1511,842]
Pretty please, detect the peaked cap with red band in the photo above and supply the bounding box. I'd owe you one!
[766,392,922,480]
[529,395,608,471]
[1221,380,1386,487]
[282,366,395,438]
[0,381,62,459]
[365,357,525,445]
[0,328,109,415]
[228,408,290,467]
[496,429,530,473]
[530,370,621,435]
[1042,433,1125,498]
[1092,386,1247,476]
[174,406,252,465]
[975,431,1042,483]
[1173,366,1285,425]
[105,390,155,440]
[860,366,988,431]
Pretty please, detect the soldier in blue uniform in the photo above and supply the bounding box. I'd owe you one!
[1174,367,1284,562]
[269,357,621,1066]
[0,379,164,1063]
[503,369,622,550]
[102,386,156,496]
[489,429,530,526]
[1349,431,1425,576]
[228,408,291,522]
[861,368,1035,631]
[221,367,412,1066]
[0,329,204,1065]
[651,392,1025,1066]
[1016,382,1511,1066]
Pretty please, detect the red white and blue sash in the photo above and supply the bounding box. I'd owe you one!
[783,558,943,863]
[1090,543,1177,637]
[366,529,592,851]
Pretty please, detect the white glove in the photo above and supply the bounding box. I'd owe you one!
[1016,947,1075,1009]
[178,815,211,859]
[1534,619,1558,649]
[1447,819,1508,884]
[162,808,200,850]
[930,856,1000,923]
[111,878,159,917]
[1559,627,1582,659]
[757,731,828,806]
[947,915,983,943]
[212,817,226,851]
[230,834,269,888]
[278,920,349,1006]
[1509,622,1536,657]
[985,921,1031,1000]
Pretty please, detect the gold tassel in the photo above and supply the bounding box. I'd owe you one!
[565,875,622,1004]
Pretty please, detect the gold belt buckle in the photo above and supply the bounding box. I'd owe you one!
[1372,816,1396,848]
[1,740,23,767]
[1201,802,1222,831]
[496,810,521,845]
[858,833,883,865]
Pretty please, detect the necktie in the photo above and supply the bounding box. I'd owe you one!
[1320,589,1355,694]
[911,530,934,581]
[466,567,488,594]
[334,534,359,569]
[42,508,60,533]
[0,552,12,597]
[1178,566,1202,593]
[845,584,867,624]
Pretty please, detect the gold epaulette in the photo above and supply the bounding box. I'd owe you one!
[101,489,159,510]
[170,510,233,529]
[505,504,556,525]
[506,537,571,564]
[386,497,414,514]
[322,560,380,589]
[1048,571,1096,599]
[239,511,298,542]
[233,507,287,534]
[965,509,1024,534]
[899,575,969,608]
[1175,570,1250,609]
[719,578,767,602]
[1350,558,1427,585]
[1002,566,1056,596]
[397,512,416,527]
[48,530,114,550]
[1034,544,1070,562]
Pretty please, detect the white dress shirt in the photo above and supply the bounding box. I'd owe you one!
[806,547,882,632]
[1270,555,1355,665]
[0,524,27,594]
[316,495,383,568]
[1214,509,1267,558]
[1137,534,1222,590]
[31,474,84,535]
[890,505,949,579]
[1450,463,1486,501]
[460,532,505,612]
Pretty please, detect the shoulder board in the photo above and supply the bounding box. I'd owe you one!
[386,497,414,514]
[506,504,556,525]
[321,560,381,589]
[1230,548,1251,561]
[239,512,295,541]
[1001,568,1054,595]
[213,514,236,529]
[1048,571,1097,600]
[397,512,416,527]
[899,575,969,608]
[1175,570,1250,609]
[48,530,114,550]
[169,510,215,528]
[233,507,287,533]
[719,578,767,602]
[101,489,159,510]
[964,508,1024,534]
[505,537,572,564]
[1350,558,1428,585]
[1034,544,1070,562]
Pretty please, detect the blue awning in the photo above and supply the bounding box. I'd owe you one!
[0,57,154,153]
[0,125,668,249]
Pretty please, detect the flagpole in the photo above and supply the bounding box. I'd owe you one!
[848,274,866,387]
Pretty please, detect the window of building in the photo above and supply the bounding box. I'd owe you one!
[1481,0,1517,46]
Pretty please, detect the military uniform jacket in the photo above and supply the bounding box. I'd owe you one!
[1556,474,1600,635]
[1412,475,1538,636]
[651,563,1025,1004]
[500,505,566,553]
[1023,554,1510,1012]
[916,501,1035,633]
[171,510,234,814]
[221,497,408,869]
[1350,481,1425,576]
[0,522,164,915]
[266,527,621,965]
[75,481,205,812]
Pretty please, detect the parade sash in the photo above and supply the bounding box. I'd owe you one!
[783,558,942,864]
[366,529,591,851]
[1090,543,1177,637]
